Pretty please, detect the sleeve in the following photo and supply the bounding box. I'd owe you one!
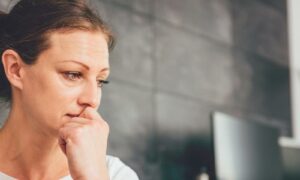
[106,155,139,180]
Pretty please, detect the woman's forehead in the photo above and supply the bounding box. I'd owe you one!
[42,30,109,66]
[49,30,108,54]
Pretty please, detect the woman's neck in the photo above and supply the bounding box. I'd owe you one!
[0,107,69,180]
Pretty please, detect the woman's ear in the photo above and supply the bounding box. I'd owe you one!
[1,49,25,90]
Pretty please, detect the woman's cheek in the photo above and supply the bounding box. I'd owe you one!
[56,75,82,96]
[61,87,82,99]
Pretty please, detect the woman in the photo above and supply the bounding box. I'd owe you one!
[0,0,139,179]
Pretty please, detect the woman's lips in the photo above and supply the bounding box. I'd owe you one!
[66,114,79,118]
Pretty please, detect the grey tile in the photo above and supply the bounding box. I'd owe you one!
[154,21,236,106]
[156,92,212,142]
[154,20,290,120]
[0,102,9,127]
[232,51,291,121]
[0,0,11,12]
[0,0,20,12]
[154,0,233,44]
[103,0,153,15]
[269,118,291,136]
[93,1,154,88]
[232,0,289,66]
[255,0,287,13]
[99,80,156,179]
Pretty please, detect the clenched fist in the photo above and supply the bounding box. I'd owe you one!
[59,107,110,180]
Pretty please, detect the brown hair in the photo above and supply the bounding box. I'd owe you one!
[0,0,115,102]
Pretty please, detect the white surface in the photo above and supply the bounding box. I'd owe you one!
[286,0,300,143]
[279,136,300,148]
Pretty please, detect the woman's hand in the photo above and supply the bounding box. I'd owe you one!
[58,107,110,180]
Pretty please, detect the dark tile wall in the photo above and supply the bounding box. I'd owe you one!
[94,0,290,179]
[0,0,291,180]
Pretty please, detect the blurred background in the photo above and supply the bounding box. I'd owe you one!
[0,0,294,180]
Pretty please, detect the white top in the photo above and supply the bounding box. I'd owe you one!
[0,155,139,180]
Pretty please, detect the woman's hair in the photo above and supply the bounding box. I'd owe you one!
[0,0,115,102]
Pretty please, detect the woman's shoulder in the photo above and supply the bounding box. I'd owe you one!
[106,155,139,180]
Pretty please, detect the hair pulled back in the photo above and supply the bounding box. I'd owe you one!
[0,0,115,102]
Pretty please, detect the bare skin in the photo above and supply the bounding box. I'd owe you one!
[0,30,110,180]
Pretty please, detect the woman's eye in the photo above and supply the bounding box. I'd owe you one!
[63,72,109,87]
[97,80,109,88]
[64,72,82,81]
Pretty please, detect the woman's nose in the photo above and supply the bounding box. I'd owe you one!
[77,81,100,108]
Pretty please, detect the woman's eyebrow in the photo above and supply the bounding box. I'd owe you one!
[58,60,110,72]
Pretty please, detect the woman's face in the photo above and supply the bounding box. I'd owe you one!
[20,30,109,135]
